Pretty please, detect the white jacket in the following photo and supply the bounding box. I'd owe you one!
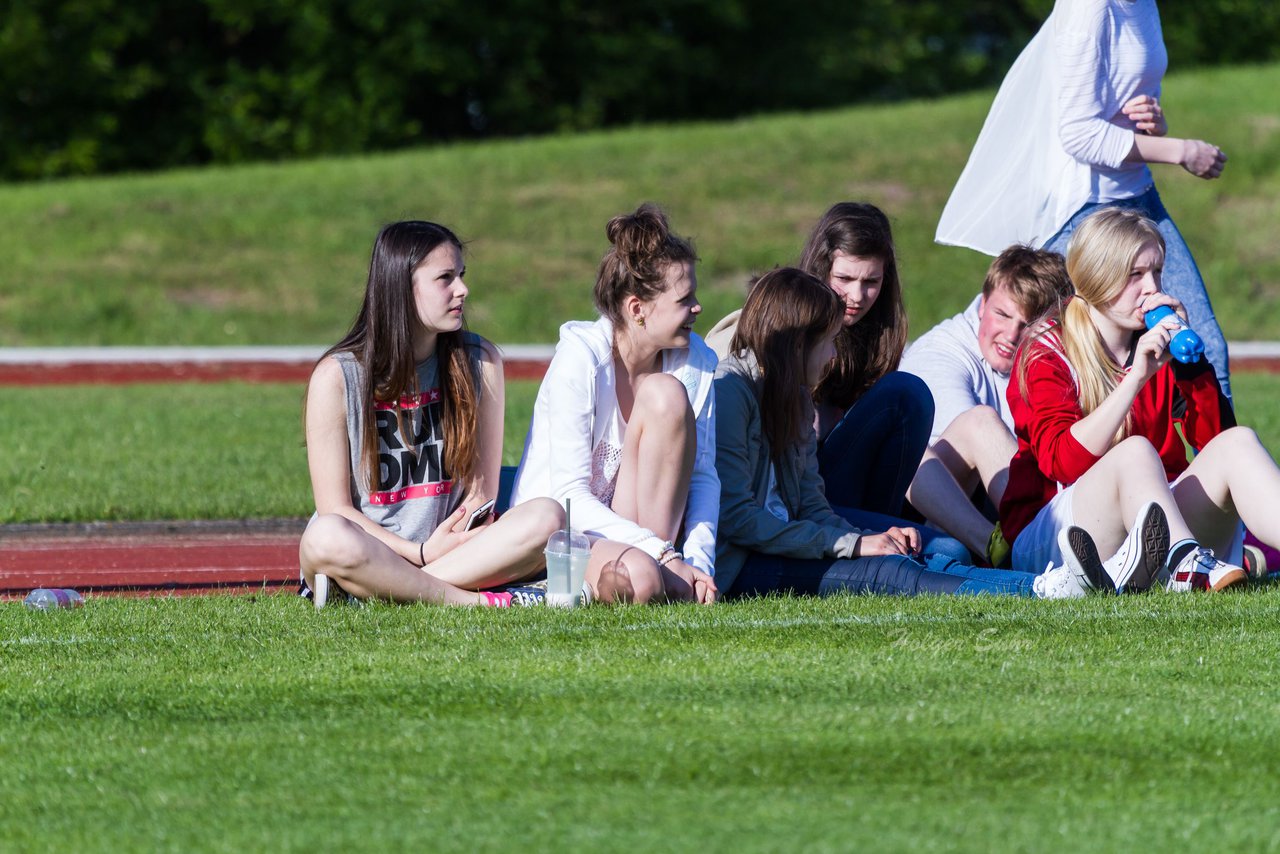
[936,0,1165,254]
[511,317,720,575]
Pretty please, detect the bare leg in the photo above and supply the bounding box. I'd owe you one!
[422,498,564,588]
[1172,427,1280,554]
[1070,436,1196,558]
[299,498,563,603]
[585,539,665,604]
[906,406,1015,556]
[610,373,696,542]
[299,515,482,605]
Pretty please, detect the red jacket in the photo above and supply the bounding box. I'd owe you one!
[1000,331,1231,545]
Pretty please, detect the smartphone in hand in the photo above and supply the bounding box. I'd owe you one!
[464,498,497,531]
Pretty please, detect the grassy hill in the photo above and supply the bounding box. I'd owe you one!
[1,63,1278,347]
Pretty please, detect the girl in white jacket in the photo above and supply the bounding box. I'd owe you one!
[512,204,719,604]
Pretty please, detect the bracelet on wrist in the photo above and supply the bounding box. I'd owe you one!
[658,549,684,567]
[419,541,426,567]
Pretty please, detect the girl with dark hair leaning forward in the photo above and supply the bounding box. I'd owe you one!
[708,202,934,523]
[799,202,935,517]
[299,221,563,608]
[714,267,1070,600]
[512,204,718,604]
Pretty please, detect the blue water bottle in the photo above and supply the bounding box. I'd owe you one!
[1143,305,1203,364]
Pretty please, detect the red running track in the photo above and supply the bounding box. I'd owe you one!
[2,524,304,600]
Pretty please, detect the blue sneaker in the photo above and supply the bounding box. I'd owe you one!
[503,580,548,607]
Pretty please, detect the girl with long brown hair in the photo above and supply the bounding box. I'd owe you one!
[707,202,934,519]
[299,221,563,608]
[714,267,1061,599]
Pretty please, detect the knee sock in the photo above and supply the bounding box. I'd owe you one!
[1167,539,1198,571]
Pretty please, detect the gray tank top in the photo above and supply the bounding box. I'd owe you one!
[335,335,484,543]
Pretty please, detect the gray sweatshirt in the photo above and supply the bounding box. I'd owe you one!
[713,354,870,592]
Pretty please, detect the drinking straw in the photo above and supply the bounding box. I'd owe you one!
[566,497,572,535]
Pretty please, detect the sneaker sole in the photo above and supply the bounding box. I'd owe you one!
[1118,504,1170,593]
[1063,527,1113,592]
[1242,545,1268,581]
[1211,568,1249,592]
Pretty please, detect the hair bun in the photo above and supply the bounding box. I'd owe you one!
[605,203,671,267]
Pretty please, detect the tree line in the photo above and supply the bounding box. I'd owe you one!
[3,0,1277,180]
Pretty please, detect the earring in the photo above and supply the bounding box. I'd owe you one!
[637,315,646,328]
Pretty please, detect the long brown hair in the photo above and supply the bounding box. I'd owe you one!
[593,203,697,325]
[798,202,907,408]
[1016,207,1165,441]
[730,268,843,461]
[315,221,480,491]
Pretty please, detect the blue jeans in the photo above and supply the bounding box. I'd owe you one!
[818,371,934,515]
[833,504,972,566]
[727,551,1037,599]
[1042,186,1231,400]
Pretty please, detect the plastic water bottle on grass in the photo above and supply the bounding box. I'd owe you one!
[23,588,84,610]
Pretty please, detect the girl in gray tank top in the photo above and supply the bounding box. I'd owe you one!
[298,221,563,608]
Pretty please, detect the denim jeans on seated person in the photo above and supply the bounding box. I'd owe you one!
[818,371,934,516]
[727,551,1037,599]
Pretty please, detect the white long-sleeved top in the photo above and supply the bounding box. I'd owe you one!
[936,0,1167,255]
[510,317,720,575]
[899,294,1013,445]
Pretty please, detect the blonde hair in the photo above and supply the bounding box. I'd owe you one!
[1017,208,1164,440]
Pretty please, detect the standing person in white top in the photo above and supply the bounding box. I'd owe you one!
[512,204,718,604]
[901,247,1073,563]
[936,0,1231,399]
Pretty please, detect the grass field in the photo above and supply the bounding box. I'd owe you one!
[0,63,1277,347]
[4,591,1280,852]
[3,374,1280,525]
[4,55,1280,854]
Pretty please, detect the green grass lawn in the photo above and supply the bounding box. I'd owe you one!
[0,63,1277,347]
[4,590,1280,852]
[4,374,1280,525]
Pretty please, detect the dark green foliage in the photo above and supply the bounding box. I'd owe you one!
[3,0,1276,179]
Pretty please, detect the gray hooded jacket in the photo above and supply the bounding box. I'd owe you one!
[713,353,869,592]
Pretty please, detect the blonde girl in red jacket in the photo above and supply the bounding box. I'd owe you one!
[1002,207,1276,593]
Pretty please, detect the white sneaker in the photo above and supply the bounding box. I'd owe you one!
[312,573,330,611]
[1057,527,1113,593]
[1165,547,1248,593]
[1033,562,1091,600]
[1101,502,1170,592]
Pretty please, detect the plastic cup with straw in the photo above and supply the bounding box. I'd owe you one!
[545,497,590,607]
